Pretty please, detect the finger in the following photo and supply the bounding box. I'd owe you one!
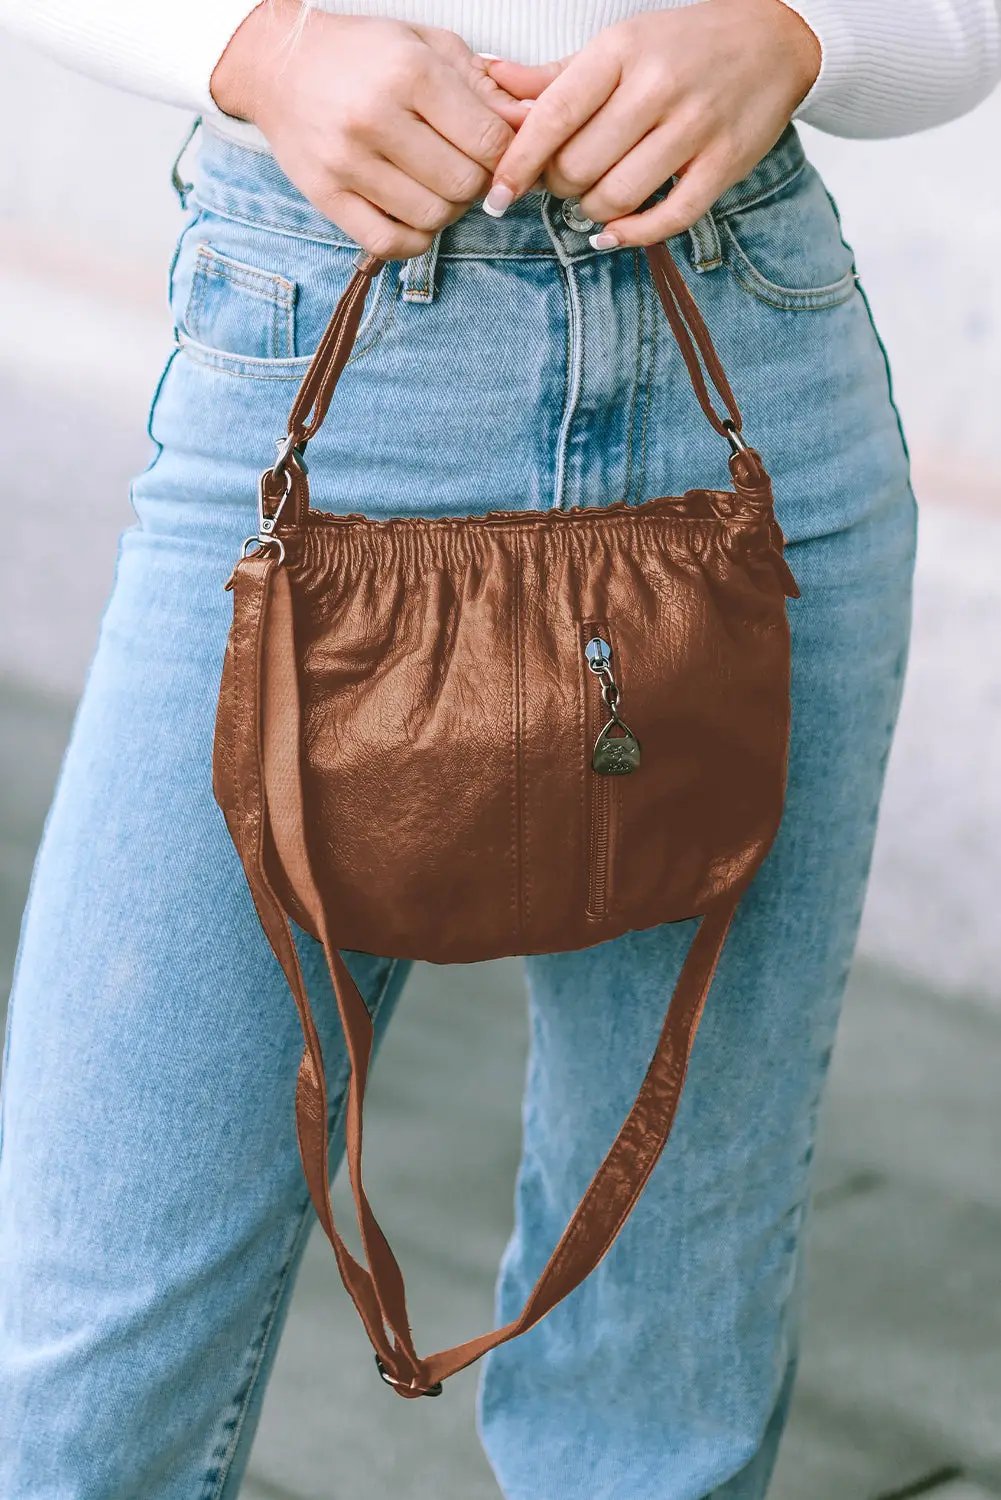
[412,55,514,172]
[576,121,704,224]
[347,155,465,234]
[383,116,492,203]
[592,155,726,248]
[317,188,435,261]
[483,56,566,100]
[486,51,622,203]
[483,91,537,129]
[543,88,667,201]
[421,32,540,127]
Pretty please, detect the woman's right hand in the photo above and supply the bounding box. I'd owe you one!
[210,1,528,259]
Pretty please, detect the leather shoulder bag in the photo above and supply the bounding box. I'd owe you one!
[212,242,799,1400]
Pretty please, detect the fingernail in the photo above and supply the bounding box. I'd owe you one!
[483,183,515,218]
[477,52,501,60]
[589,231,619,250]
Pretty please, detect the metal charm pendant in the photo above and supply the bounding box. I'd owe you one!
[584,634,642,775]
[592,717,642,775]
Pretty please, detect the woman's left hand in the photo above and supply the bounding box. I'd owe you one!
[481,0,821,247]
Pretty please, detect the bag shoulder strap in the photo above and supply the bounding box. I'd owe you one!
[262,240,767,529]
[229,554,742,1398]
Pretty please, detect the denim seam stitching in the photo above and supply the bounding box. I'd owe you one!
[187,252,295,359]
[189,127,803,257]
[184,247,295,357]
[176,260,393,375]
[635,250,654,506]
[202,956,403,1500]
[622,251,642,504]
[187,192,637,265]
[195,245,296,304]
[721,224,857,311]
[199,1197,314,1500]
[175,329,368,380]
[711,155,806,223]
[551,258,583,511]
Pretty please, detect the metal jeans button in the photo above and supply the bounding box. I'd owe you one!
[561,198,596,234]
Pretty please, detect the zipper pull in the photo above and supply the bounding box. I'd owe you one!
[585,636,613,672]
[584,635,642,775]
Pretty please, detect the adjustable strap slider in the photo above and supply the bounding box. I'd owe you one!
[374,1354,443,1398]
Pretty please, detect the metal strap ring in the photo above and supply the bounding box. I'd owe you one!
[241,534,286,565]
[272,432,308,480]
[722,418,750,457]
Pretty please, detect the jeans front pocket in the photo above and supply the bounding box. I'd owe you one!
[719,159,858,312]
[170,208,397,380]
[184,243,296,359]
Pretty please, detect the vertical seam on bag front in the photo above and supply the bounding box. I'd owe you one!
[552,259,583,511]
[510,536,525,949]
[642,249,657,501]
[519,534,532,937]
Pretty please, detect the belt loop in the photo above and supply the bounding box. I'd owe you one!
[170,116,202,209]
[401,231,442,303]
[687,208,723,273]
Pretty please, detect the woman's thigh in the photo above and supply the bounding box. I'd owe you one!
[0,121,917,1498]
[0,202,433,1493]
[478,156,918,1499]
[0,137,633,1495]
[0,501,414,1498]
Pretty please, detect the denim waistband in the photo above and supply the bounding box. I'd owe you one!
[183,118,806,276]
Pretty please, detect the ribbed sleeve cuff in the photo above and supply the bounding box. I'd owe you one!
[778,0,860,131]
[779,0,1001,139]
[100,0,262,113]
[163,0,264,113]
[0,0,261,114]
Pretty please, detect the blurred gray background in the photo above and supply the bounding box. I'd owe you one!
[1,33,999,1500]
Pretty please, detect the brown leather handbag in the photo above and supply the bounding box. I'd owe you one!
[212,242,799,1399]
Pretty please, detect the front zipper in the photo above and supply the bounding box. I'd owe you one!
[582,627,641,919]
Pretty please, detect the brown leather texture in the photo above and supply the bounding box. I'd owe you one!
[211,241,799,1398]
[218,482,795,963]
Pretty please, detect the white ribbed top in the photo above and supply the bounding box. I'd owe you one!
[0,0,998,140]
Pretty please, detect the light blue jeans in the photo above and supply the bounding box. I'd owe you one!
[0,122,916,1499]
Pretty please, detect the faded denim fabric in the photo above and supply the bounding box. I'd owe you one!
[0,121,916,1500]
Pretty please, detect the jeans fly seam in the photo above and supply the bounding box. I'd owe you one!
[635,250,655,506]
[623,251,645,505]
[203,956,403,1500]
[551,259,584,511]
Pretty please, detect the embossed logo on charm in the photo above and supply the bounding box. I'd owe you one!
[592,721,642,775]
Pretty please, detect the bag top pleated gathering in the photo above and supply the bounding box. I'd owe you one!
[212,241,798,1399]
